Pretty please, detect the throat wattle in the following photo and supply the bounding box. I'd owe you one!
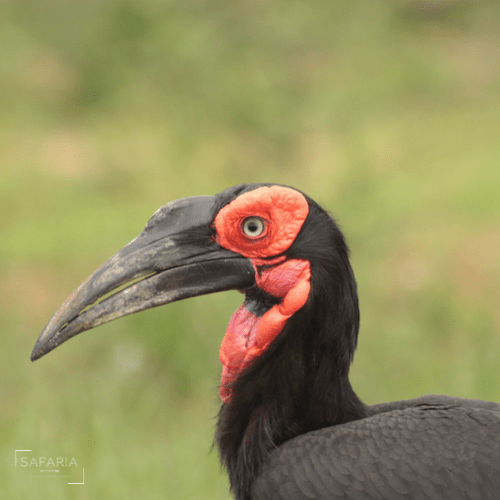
[219,305,263,403]
[219,258,312,403]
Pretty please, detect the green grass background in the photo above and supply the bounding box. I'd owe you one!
[1,0,499,498]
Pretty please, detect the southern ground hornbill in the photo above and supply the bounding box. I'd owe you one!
[32,184,500,499]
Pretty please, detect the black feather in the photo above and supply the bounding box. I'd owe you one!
[213,185,500,500]
[215,193,366,500]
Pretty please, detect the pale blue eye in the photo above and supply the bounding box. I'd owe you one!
[242,217,265,238]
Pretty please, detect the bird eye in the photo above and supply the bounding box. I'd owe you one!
[242,217,266,239]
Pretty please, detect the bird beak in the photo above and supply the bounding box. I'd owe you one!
[31,195,255,361]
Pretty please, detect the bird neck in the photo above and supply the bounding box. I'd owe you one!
[215,272,366,500]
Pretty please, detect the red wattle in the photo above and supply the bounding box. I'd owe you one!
[219,259,311,403]
[219,305,260,403]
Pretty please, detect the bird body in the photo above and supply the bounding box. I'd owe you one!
[255,396,500,499]
[32,184,500,499]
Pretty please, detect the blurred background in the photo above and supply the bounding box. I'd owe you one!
[1,0,499,498]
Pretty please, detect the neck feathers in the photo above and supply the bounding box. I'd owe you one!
[216,205,366,500]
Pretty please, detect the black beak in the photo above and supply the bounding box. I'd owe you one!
[31,195,255,361]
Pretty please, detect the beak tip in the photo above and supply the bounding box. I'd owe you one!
[30,340,47,362]
[31,328,59,362]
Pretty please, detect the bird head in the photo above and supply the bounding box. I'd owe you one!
[31,184,359,403]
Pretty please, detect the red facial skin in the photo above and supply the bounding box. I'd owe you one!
[214,186,311,403]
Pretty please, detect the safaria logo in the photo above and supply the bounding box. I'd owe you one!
[14,449,84,483]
